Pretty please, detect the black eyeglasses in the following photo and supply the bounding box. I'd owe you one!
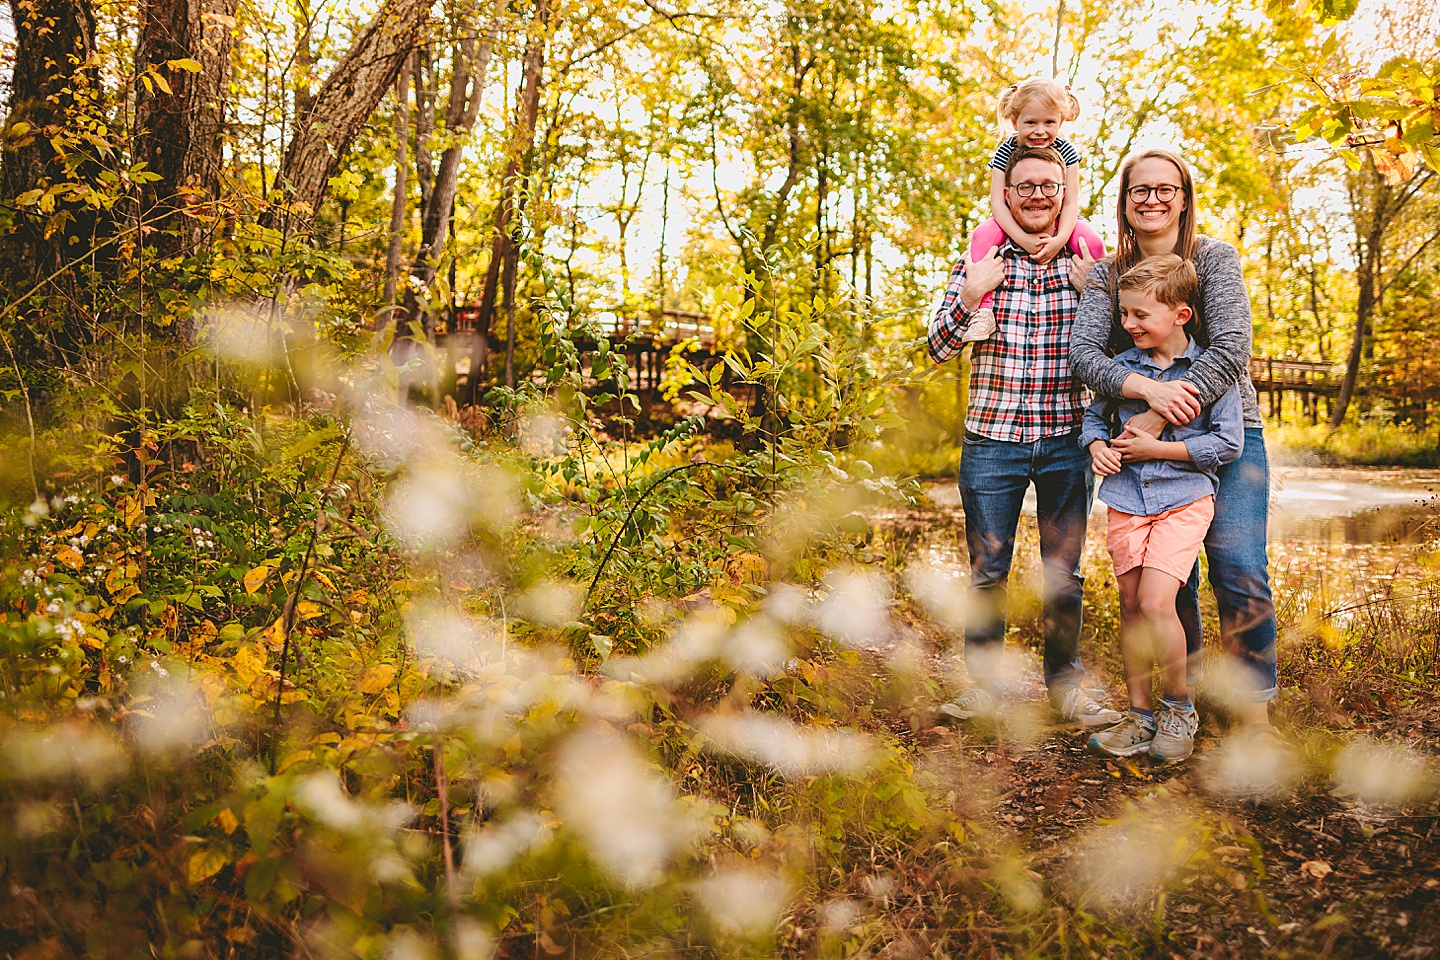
[1011,181,1062,197]
[1127,184,1181,203]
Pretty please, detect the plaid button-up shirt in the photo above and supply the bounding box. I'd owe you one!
[927,241,1092,442]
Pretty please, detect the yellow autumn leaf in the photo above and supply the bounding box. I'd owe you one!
[55,546,84,570]
[344,589,369,605]
[312,570,336,592]
[123,496,145,528]
[215,808,239,834]
[295,600,322,621]
[105,562,139,593]
[242,565,271,596]
[277,749,313,772]
[232,643,265,686]
[83,522,100,539]
[261,619,285,649]
[186,846,230,884]
[355,663,397,694]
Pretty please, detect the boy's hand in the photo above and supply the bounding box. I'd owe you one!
[1089,440,1122,476]
[1112,423,1163,462]
[1033,234,1068,264]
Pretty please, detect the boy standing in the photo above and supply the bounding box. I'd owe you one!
[1080,255,1244,764]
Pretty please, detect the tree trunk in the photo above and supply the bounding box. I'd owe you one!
[1331,264,1375,427]
[265,0,432,229]
[466,0,548,402]
[412,48,435,226]
[1331,161,1390,427]
[383,66,411,310]
[749,41,811,431]
[134,0,240,260]
[1,0,99,301]
[409,7,499,292]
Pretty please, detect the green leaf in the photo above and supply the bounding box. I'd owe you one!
[1317,0,1358,25]
[279,426,341,461]
[1402,120,1435,147]
[589,633,614,660]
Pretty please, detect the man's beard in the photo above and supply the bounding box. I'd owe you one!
[1013,201,1059,234]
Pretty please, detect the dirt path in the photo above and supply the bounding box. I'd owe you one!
[876,478,1440,958]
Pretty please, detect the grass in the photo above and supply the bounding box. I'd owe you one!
[1268,418,1440,467]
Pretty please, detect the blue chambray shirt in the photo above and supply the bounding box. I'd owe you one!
[1078,339,1245,516]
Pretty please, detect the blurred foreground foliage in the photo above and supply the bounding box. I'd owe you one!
[0,262,993,959]
[3,253,1439,960]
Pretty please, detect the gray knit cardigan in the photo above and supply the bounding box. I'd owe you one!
[1070,235,1262,429]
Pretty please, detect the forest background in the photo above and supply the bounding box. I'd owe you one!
[2,0,1440,956]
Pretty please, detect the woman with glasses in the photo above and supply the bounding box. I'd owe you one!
[1069,148,1281,739]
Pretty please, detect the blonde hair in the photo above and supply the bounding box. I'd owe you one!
[1117,254,1198,309]
[997,77,1081,127]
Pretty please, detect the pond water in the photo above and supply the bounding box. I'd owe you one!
[1269,467,1440,545]
[921,467,1440,546]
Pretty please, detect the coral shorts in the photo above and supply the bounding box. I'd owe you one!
[1106,496,1215,583]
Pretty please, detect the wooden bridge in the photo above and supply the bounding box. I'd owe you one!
[436,307,728,401]
[1248,357,1339,424]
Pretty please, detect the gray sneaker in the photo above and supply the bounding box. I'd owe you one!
[937,686,999,721]
[1151,705,1200,765]
[1088,713,1156,757]
[961,307,997,343]
[1053,686,1124,729]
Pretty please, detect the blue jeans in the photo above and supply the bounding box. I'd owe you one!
[958,430,1093,694]
[1177,428,1278,700]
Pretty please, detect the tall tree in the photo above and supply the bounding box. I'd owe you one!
[408,2,501,295]
[133,0,241,258]
[469,0,549,396]
[267,0,434,228]
[384,65,412,308]
[0,0,99,300]
[1331,162,1440,425]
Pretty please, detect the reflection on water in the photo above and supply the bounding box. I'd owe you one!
[1270,470,1440,546]
[1271,500,1440,545]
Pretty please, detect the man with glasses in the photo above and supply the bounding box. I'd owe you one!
[928,143,1120,729]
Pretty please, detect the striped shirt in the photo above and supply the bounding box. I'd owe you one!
[928,241,1092,442]
[988,135,1082,172]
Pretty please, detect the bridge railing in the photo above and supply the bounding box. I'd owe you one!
[1248,357,1340,389]
[595,310,716,350]
[449,307,716,351]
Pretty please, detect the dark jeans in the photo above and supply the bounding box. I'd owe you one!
[958,430,1093,694]
[1177,428,1278,700]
